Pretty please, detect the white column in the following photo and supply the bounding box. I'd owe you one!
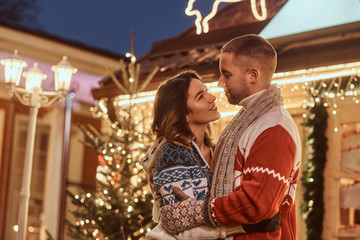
[40,106,65,240]
[17,106,39,240]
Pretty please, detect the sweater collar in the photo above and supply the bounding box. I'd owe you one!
[238,89,266,109]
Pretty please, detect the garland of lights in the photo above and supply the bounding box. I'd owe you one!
[301,94,328,239]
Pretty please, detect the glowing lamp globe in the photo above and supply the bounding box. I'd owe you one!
[51,56,77,92]
[0,50,27,86]
[23,63,47,90]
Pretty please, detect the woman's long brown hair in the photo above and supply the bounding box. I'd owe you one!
[152,70,214,148]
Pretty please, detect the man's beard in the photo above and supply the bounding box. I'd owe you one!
[225,91,239,105]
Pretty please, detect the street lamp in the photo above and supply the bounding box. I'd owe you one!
[1,50,77,240]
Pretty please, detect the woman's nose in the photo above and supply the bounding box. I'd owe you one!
[208,93,216,102]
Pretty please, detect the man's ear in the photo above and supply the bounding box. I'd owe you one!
[249,68,259,84]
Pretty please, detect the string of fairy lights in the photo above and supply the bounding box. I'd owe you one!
[71,133,153,238]
[91,61,360,133]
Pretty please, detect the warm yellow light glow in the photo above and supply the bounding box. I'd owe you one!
[117,96,155,106]
[1,50,27,86]
[51,56,77,91]
[273,70,358,85]
[98,100,108,113]
[273,62,360,85]
[54,68,73,89]
[186,0,267,34]
[127,206,133,212]
[93,61,360,124]
[125,52,136,62]
[23,62,47,90]
[114,62,360,108]
[2,60,25,85]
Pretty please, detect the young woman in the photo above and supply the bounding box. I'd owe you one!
[142,70,246,239]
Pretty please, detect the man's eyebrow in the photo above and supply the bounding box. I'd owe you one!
[221,69,230,74]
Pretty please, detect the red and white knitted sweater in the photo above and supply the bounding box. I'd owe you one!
[211,105,301,240]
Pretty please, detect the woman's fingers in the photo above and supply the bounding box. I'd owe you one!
[172,186,191,201]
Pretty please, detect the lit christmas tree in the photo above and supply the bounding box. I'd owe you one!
[65,53,159,239]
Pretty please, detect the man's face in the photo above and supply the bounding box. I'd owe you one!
[218,52,251,105]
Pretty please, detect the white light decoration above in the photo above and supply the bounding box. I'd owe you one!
[186,0,267,34]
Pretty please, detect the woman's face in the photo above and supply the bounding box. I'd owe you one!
[186,78,220,126]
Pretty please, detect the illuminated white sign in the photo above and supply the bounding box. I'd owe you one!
[186,0,267,34]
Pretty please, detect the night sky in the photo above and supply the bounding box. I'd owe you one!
[30,0,225,57]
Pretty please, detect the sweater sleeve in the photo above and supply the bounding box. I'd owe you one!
[211,125,296,225]
[153,143,209,207]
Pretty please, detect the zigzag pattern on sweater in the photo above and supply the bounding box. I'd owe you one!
[243,166,289,184]
[154,166,207,187]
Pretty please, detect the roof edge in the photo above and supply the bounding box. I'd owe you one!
[0,21,124,60]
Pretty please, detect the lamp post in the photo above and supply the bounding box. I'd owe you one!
[1,50,77,240]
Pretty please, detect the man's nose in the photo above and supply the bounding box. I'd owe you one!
[218,78,225,88]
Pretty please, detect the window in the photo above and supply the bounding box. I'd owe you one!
[338,123,360,239]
